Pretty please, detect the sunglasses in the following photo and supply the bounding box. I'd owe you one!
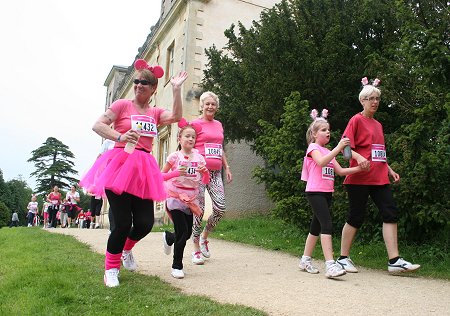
[363,96,381,102]
[133,79,151,86]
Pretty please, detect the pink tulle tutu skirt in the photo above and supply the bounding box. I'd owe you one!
[79,148,166,201]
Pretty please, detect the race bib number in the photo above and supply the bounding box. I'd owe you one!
[130,115,157,137]
[179,161,199,179]
[51,200,58,205]
[322,163,335,180]
[371,144,387,162]
[205,143,223,159]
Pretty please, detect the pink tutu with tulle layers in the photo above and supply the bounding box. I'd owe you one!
[79,148,166,201]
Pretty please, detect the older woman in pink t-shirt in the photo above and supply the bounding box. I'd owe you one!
[190,91,233,264]
[336,78,420,274]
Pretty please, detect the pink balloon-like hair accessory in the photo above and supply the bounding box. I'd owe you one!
[178,118,202,134]
[134,59,164,78]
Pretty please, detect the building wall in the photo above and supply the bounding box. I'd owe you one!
[102,0,279,225]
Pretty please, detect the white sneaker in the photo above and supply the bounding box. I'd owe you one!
[336,257,358,273]
[163,232,172,255]
[27,224,32,227]
[122,250,137,271]
[95,223,100,229]
[325,262,347,278]
[199,236,210,258]
[104,268,119,287]
[388,258,421,273]
[171,268,185,279]
[191,251,205,265]
[299,258,319,274]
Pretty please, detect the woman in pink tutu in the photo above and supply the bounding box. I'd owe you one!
[80,59,188,287]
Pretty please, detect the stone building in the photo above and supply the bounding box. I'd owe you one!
[101,0,278,226]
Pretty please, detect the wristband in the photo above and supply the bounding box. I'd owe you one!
[117,134,121,142]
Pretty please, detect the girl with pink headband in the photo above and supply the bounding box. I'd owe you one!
[161,118,210,279]
[80,59,188,287]
[300,109,362,278]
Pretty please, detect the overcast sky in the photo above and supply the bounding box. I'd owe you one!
[0,1,160,190]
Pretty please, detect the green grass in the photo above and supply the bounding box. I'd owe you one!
[0,227,266,316]
[155,214,450,280]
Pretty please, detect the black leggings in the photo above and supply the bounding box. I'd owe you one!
[165,210,193,270]
[305,192,333,236]
[48,205,59,228]
[105,190,154,254]
[90,196,102,217]
[345,184,398,228]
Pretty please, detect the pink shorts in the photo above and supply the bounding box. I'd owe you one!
[44,212,49,219]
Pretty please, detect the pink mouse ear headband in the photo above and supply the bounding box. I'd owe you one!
[134,59,164,79]
[178,118,202,134]
[361,77,381,87]
[310,109,329,121]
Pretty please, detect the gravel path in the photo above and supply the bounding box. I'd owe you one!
[50,228,449,316]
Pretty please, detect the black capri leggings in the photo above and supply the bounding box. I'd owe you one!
[305,192,333,236]
[345,184,398,229]
[105,190,154,254]
[90,196,103,217]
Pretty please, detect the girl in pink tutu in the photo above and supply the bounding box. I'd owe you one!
[161,119,210,279]
[79,59,188,287]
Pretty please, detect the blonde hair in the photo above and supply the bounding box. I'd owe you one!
[306,118,329,145]
[199,91,220,112]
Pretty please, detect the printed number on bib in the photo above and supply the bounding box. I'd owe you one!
[371,144,387,162]
[179,161,199,179]
[322,163,335,180]
[130,115,157,137]
[205,143,223,159]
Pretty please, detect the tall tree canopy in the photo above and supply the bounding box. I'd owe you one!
[201,0,449,243]
[0,170,33,226]
[28,137,79,194]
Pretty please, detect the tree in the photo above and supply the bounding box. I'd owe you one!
[0,171,32,227]
[0,201,11,228]
[202,0,401,143]
[371,0,450,244]
[28,137,79,194]
[253,92,311,226]
[200,0,450,243]
[0,170,10,206]
[5,177,32,224]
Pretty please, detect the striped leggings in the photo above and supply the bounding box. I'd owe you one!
[192,170,226,243]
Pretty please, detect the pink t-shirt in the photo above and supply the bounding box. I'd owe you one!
[301,143,336,192]
[166,149,206,189]
[342,113,389,185]
[109,99,166,153]
[165,149,206,211]
[48,192,61,205]
[192,118,224,170]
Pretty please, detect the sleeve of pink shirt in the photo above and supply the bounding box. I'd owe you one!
[108,99,127,116]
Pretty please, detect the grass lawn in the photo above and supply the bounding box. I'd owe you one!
[0,227,265,316]
[156,213,450,280]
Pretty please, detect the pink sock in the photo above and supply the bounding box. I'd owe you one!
[105,251,122,270]
[123,238,138,252]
